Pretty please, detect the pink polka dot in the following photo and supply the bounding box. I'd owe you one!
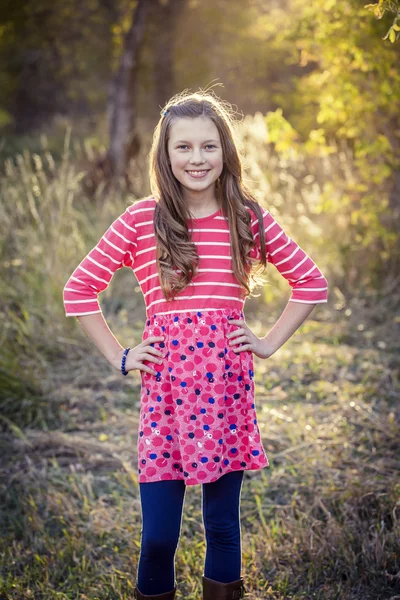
[204,440,216,451]
[146,467,157,477]
[153,437,164,446]
[206,462,218,472]
[231,460,241,469]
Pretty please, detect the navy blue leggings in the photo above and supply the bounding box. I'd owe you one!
[136,470,244,595]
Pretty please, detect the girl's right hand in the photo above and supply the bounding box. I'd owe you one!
[112,336,165,376]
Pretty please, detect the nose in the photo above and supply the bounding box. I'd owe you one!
[189,148,205,164]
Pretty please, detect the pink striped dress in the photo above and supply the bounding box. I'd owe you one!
[63,196,328,485]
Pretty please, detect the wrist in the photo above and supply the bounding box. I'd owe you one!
[261,336,277,358]
[110,347,124,370]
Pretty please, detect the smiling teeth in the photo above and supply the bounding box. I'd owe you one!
[187,170,208,174]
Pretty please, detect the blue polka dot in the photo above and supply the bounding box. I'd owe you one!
[251,403,255,409]
[204,424,210,430]
[149,407,154,412]
[224,459,229,465]
[197,341,204,348]
[151,422,157,427]
[218,439,223,444]
[211,325,217,330]
[208,398,215,404]
[157,395,162,402]
[238,375,242,381]
[229,424,237,430]
[252,450,260,456]
[206,372,213,379]
[172,339,179,346]
[166,435,173,440]
[174,316,179,322]
[181,381,187,387]
[197,311,202,317]
[200,408,206,414]
[231,448,237,454]
[201,457,209,463]
[149,453,157,459]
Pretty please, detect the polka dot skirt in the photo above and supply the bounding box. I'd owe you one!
[138,308,270,485]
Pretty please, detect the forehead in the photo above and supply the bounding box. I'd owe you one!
[168,116,220,142]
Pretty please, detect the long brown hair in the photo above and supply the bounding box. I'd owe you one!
[148,89,268,302]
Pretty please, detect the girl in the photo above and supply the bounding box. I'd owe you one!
[63,91,328,600]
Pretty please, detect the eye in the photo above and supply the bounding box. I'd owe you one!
[177,145,189,149]
[205,144,217,149]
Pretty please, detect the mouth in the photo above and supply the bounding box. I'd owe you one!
[185,169,211,179]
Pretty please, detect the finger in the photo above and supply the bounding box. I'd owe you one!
[143,335,165,345]
[228,334,248,347]
[139,353,163,364]
[227,328,244,339]
[144,346,164,357]
[232,343,252,353]
[141,364,158,376]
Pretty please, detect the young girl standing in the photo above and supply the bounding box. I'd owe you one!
[63,91,328,600]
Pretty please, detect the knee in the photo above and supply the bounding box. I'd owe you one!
[141,530,179,560]
[205,518,241,547]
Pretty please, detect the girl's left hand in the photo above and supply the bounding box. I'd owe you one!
[227,319,273,360]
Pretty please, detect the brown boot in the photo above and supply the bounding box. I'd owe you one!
[202,575,246,599]
[133,583,177,599]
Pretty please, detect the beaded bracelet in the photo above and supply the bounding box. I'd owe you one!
[121,347,130,376]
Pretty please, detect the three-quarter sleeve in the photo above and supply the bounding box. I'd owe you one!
[250,206,328,304]
[63,205,137,317]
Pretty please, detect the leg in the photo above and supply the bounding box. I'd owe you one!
[202,470,244,583]
[136,479,186,595]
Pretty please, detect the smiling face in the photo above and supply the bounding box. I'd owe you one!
[167,116,224,202]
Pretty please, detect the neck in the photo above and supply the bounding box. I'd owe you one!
[182,184,220,214]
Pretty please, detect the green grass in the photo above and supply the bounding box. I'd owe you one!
[1,306,399,599]
[0,130,399,599]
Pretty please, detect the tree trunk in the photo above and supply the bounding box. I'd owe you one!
[107,0,151,178]
[153,0,181,113]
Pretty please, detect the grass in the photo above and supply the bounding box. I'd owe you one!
[0,129,399,599]
[0,302,399,599]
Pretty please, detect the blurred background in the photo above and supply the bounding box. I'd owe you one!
[0,1,399,598]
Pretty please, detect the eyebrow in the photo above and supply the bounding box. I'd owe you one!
[174,139,220,144]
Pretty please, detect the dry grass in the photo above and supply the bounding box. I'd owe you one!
[0,127,399,599]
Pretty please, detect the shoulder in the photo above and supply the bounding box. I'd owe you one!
[245,201,269,230]
[126,196,157,225]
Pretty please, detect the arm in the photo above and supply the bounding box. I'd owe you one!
[261,300,316,357]
[227,207,328,357]
[76,312,125,369]
[76,312,165,375]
